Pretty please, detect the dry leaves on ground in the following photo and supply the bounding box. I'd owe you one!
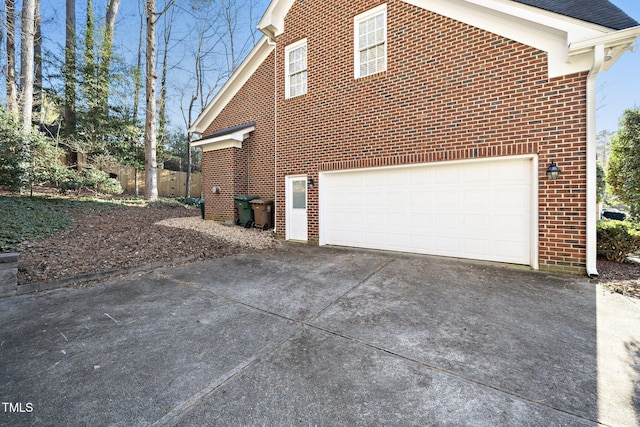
[17,203,277,284]
[595,258,640,299]
[13,199,640,300]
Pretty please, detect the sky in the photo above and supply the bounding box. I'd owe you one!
[26,0,640,134]
[597,0,640,133]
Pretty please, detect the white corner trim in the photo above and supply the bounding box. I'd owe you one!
[188,38,274,134]
[190,126,255,152]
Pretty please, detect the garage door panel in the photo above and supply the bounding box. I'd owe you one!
[464,214,491,234]
[463,164,490,183]
[464,190,491,208]
[321,158,532,265]
[463,237,491,257]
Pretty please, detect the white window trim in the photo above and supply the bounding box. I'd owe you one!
[354,4,387,79]
[284,38,308,99]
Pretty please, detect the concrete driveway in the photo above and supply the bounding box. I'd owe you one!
[1,245,639,426]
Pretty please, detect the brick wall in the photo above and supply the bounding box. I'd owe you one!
[273,0,588,272]
[200,52,276,222]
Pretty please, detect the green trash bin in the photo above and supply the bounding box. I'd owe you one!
[234,195,260,227]
[199,199,205,219]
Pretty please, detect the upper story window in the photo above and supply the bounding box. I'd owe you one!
[354,4,387,78]
[285,39,307,98]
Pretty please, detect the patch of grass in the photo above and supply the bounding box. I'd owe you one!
[0,195,123,252]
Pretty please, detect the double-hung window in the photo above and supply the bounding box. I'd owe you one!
[354,4,387,78]
[285,39,307,98]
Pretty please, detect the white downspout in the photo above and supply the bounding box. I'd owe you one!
[268,37,277,234]
[585,44,605,278]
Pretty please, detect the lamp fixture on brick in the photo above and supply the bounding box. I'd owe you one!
[546,162,561,180]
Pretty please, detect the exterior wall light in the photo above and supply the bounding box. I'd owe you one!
[546,161,561,180]
[307,178,315,188]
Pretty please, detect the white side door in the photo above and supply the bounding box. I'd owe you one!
[286,175,308,241]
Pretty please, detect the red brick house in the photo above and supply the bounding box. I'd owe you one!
[190,0,639,275]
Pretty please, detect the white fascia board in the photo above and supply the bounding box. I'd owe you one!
[404,0,612,77]
[569,26,640,55]
[190,126,255,152]
[568,26,640,71]
[258,0,295,38]
[188,38,274,134]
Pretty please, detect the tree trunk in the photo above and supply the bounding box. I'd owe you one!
[135,168,139,197]
[132,7,143,126]
[100,0,120,114]
[64,0,76,132]
[5,0,18,121]
[18,0,36,191]
[145,0,158,201]
[84,0,96,117]
[20,0,35,133]
[158,6,174,147]
[33,0,42,123]
[186,133,192,197]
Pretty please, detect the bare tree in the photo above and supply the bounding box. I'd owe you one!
[179,2,223,198]
[5,0,18,120]
[145,0,175,201]
[145,0,157,201]
[20,0,36,133]
[158,3,175,145]
[34,0,42,123]
[132,2,144,126]
[176,0,260,197]
[220,0,238,72]
[100,0,120,113]
[64,0,76,132]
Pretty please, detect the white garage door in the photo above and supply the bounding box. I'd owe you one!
[320,157,534,265]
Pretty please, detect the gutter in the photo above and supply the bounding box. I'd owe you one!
[569,28,640,277]
[584,44,605,278]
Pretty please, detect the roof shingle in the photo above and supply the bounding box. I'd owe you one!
[512,0,639,30]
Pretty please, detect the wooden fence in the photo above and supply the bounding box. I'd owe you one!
[100,163,202,197]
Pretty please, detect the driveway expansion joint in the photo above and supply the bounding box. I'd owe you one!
[306,257,397,323]
[152,328,304,427]
[161,267,597,426]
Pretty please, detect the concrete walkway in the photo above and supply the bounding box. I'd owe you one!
[1,245,639,426]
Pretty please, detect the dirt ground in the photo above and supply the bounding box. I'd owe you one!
[13,202,640,299]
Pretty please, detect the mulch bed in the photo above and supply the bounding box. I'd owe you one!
[16,204,249,285]
[11,196,640,300]
[596,257,640,299]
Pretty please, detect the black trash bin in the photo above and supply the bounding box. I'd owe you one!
[234,195,260,227]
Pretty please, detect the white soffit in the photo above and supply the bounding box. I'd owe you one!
[191,126,255,152]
